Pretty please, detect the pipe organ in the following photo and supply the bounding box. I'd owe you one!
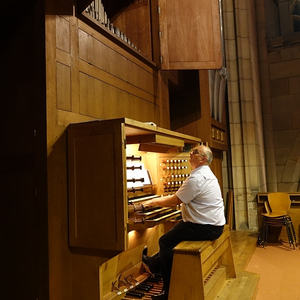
[67,118,201,299]
[82,0,141,53]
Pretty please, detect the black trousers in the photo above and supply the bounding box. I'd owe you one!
[158,221,224,295]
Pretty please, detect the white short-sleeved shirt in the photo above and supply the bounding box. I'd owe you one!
[175,165,225,226]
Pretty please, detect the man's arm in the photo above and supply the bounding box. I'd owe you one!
[143,194,182,208]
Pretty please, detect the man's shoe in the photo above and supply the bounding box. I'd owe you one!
[142,246,148,256]
[142,246,150,267]
[142,253,151,265]
[152,291,167,300]
[142,253,161,274]
[142,246,151,268]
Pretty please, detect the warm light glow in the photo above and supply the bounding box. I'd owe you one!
[145,227,155,234]
[128,226,156,244]
[128,229,137,240]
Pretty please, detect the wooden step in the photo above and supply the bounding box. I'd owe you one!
[215,271,259,300]
[204,267,226,300]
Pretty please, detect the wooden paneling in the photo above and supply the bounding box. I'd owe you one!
[56,16,71,52]
[79,59,154,102]
[78,72,157,120]
[51,13,163,129]
[150,0,161,64]
[158,0,222,69]
[126,134,184,147]
[56,62,71,111]
[78,28,155,96]
[68,121,126,251]
[157,71,170,129]
[78,27,92,61]
[210,150,224,196]
[111,0,153,59]
[53,17,161,126]
[79,72,99,117]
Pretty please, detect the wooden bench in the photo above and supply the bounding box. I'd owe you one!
[169,225,236,300]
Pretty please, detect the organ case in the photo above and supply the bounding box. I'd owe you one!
[67,118,201,254]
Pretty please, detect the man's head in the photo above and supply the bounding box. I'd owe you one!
[189,145,213,169]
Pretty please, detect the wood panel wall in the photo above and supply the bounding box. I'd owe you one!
[53,15,160,128]
[111,0,153,60]
[46,13,170,300]
[158,0,222,69]
[210,150,224,197]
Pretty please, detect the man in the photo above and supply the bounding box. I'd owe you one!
[143,145,225,300]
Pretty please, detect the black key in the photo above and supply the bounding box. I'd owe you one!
[135,285,151,292]
[140,283,153,289]
[125,290,144,298]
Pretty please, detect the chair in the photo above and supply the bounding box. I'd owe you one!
[260,192,297,249]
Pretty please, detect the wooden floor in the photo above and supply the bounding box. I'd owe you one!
[215,230,260,300]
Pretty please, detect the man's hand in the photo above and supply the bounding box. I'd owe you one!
[142,199,156,208]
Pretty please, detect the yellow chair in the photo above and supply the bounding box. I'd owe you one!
[260,192,297,249]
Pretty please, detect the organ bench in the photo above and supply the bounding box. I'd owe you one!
[169,225,236,300]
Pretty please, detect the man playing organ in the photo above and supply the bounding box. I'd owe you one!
[142,145,226,300]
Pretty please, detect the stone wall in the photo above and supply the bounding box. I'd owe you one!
[256,0,300,192]
[268,45,300,191]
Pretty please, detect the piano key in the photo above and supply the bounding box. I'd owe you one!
[128,194,160,203]
[125,290,144,298]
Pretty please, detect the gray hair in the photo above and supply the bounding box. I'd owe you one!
[201,145,213,164]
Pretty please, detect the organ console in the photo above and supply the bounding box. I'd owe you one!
[67,118,202,299]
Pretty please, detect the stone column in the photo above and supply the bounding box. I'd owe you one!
[255,0,278,192]
[223,0,267,230]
